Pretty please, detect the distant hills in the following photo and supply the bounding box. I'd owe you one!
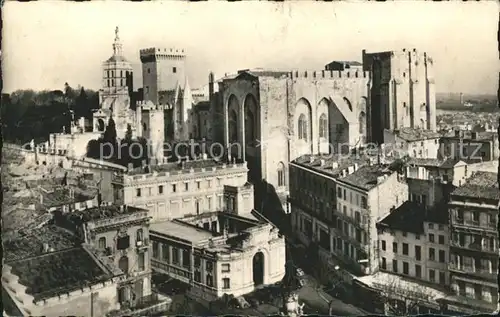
[436,93,498,112]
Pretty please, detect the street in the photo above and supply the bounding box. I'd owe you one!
[298,275,367,316]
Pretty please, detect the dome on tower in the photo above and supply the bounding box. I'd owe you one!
[103,26,132,66]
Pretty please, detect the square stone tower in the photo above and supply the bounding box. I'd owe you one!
[140,47,187,105]
[136,101,165,164]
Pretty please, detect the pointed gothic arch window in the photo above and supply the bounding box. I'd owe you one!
[319,114,328,139]
[298,114,308,140]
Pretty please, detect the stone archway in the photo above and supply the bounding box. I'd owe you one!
[253,251,265,286]
[325,96,356,155]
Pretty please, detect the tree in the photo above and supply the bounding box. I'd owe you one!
[375,275,437,315]
[103,117,117,143]
[74,87,89,120]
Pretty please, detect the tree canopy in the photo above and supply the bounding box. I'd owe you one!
[1,84,99,144]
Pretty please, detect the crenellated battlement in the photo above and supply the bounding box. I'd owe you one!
[289,69,371,80]
[139,47,186,57]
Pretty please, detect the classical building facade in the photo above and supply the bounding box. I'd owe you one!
[112,158,249,221]
[288,154,408,277]
[150,211,286,301]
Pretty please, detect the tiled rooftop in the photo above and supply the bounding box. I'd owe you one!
[42,187,97,208]
[61,204,147,225]
[442,130,496,141]
[393,128,441,141]
[377,201,426,234]
[338,165,394,191]
[406,157,461,169]
[4,225,81,263]
[150,220,215,244]
[10,247,112,301]
[452,171,499,200]
[292,153,367,178]
[127,158,236,176]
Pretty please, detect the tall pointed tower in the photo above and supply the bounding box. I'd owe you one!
[95,27,134,139]
[99,27,133,106]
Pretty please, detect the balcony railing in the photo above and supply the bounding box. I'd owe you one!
[448,263,496,280]
[450,241,497,254]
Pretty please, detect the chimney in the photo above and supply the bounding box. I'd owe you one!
[309,156,315,164]
[354,163,359,171]
[320,159,325,167]
[43,243,49,253]
[332,162,339,170]
[347,166,355,174]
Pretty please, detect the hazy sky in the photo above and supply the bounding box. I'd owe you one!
[3,1,499,94]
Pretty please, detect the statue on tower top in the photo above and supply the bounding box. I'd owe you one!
[115,26,120,41]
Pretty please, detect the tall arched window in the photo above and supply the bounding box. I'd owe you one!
[229,110,238,142]
[119,256,129,273]
[319,114,328,139]
[277,162,285,187]
[98,237,107,249]
[298,114,308,140]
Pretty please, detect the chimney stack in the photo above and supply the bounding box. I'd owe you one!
[320,159,325,167]
[309,156,315,164]
[43,243,49,253]
[332,162,339,170]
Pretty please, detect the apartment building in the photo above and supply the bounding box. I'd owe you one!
[377,200,450,284]
[289,154,408,276]
[440,130,499,162]
[383,128,441,159]
[445,171,498,313]
[112,157,248,221]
